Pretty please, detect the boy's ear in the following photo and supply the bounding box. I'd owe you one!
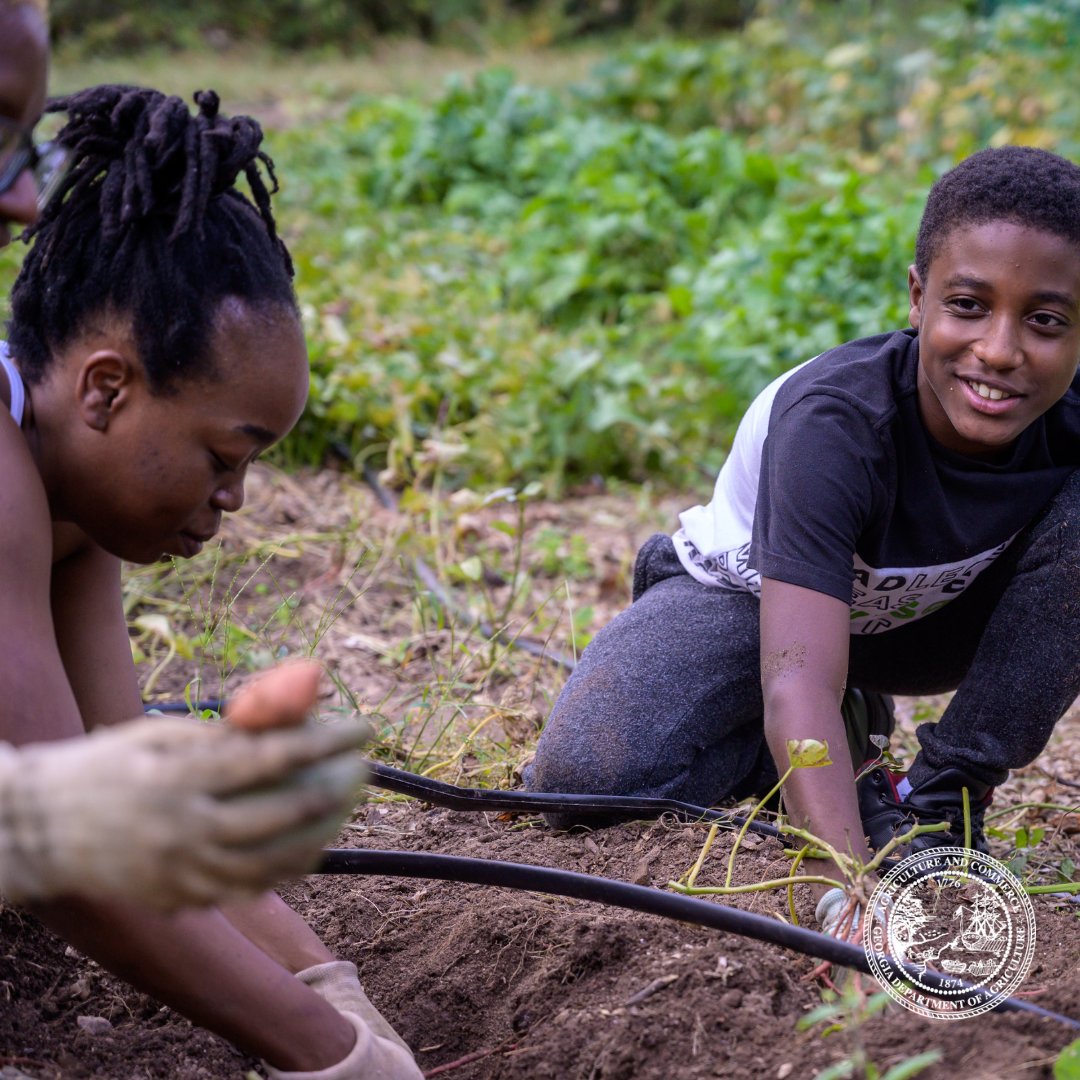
[75,350,139,432]
[907,265,924,330]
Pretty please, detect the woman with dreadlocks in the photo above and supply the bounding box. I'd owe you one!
[0,37,421,1080]
[0,0,378,923]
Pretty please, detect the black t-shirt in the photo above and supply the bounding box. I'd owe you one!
[673,329,1080,635]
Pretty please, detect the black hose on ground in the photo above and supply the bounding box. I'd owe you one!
[316,848,1080,1030]
[139,702,1067,1025]
[368,761,784,840]
[147,699,224,714]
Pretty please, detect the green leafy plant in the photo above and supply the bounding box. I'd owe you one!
[1056,1037,1080,1080]
[9,2,1080,493]
[799,983,943,1080]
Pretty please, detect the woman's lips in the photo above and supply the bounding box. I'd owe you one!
[177,532,209,557]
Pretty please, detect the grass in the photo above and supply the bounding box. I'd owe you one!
[49,39,609,125]
[124,463,664,780]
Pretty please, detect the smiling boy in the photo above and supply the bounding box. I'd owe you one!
[530,147,1080,903]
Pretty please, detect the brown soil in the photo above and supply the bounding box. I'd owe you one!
[3,468,1080,1079]
[3,807,1080,1079]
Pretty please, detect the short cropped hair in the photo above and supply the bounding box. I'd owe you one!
[914,146,1080,281]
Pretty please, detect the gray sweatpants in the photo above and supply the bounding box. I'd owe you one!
[529,470,1080,811]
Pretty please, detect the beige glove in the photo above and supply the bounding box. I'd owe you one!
[262,1010,423,1080]
[262,961,422,1080]
[0,712,368,910]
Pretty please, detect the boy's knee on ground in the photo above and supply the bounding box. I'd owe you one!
[529,723,642,799]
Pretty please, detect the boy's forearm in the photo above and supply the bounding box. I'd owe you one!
[29,895,355,1071]
[763,684,872,890]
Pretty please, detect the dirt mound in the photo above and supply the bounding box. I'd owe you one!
[4,805,1078,1079]
[6,476,1079,1077]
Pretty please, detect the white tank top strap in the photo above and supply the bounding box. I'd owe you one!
[0,344,25,428]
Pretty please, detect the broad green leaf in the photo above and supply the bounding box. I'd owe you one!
[1054,1038,1080,1080]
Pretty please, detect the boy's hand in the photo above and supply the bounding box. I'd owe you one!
[0,663,368,909]
[815,886,862,939]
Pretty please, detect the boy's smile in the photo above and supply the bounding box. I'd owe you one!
[910,220,1080,459]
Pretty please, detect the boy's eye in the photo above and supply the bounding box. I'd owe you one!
[947,296,983,314]
[211,449,260,472]
[1029,311,1066,329]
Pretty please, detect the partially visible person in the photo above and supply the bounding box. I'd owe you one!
[0,3,421,1076]
[0,0,48,246]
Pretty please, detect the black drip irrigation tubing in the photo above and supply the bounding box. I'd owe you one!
[147,699,224,714]
[368,761,784,840]
[140,703,1078,1029]
[316,848,1080,1031]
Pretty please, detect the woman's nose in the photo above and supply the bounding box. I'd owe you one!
[210,477,246,514]
[0,168,40,240]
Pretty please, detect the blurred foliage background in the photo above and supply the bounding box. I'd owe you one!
[6,0,1080,491]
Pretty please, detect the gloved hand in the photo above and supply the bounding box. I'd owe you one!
[262,1010,423,1080]
[262,961,422,1079]
[297,960,415,1056]
[815,887,862,938]
[0,663,368,909]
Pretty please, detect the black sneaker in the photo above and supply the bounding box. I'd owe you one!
[857,765,993,854]
[857,765,908,852]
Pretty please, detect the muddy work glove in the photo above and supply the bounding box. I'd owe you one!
[0,665,368,909]
[262,961,423,1080]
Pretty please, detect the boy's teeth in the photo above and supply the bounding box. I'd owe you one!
[968,380,1009,401]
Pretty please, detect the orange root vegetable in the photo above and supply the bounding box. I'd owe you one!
[225,660,323,731]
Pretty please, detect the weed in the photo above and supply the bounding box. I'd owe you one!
[798,982,942,1079]
[1057,1037,1080,1080]
[669,738,948,922]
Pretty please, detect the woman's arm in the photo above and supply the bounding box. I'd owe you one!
[1,522,356,1071]
[759,576,872,894]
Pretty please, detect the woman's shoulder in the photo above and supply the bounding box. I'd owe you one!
[0,411,53,561]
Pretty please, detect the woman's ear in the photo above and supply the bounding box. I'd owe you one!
[75,350,138,432]
[907,265,924,331]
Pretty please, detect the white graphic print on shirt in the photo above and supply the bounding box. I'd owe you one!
[673,531,1013,635]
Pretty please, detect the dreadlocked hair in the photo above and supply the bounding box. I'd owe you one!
[7,85,297,393]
